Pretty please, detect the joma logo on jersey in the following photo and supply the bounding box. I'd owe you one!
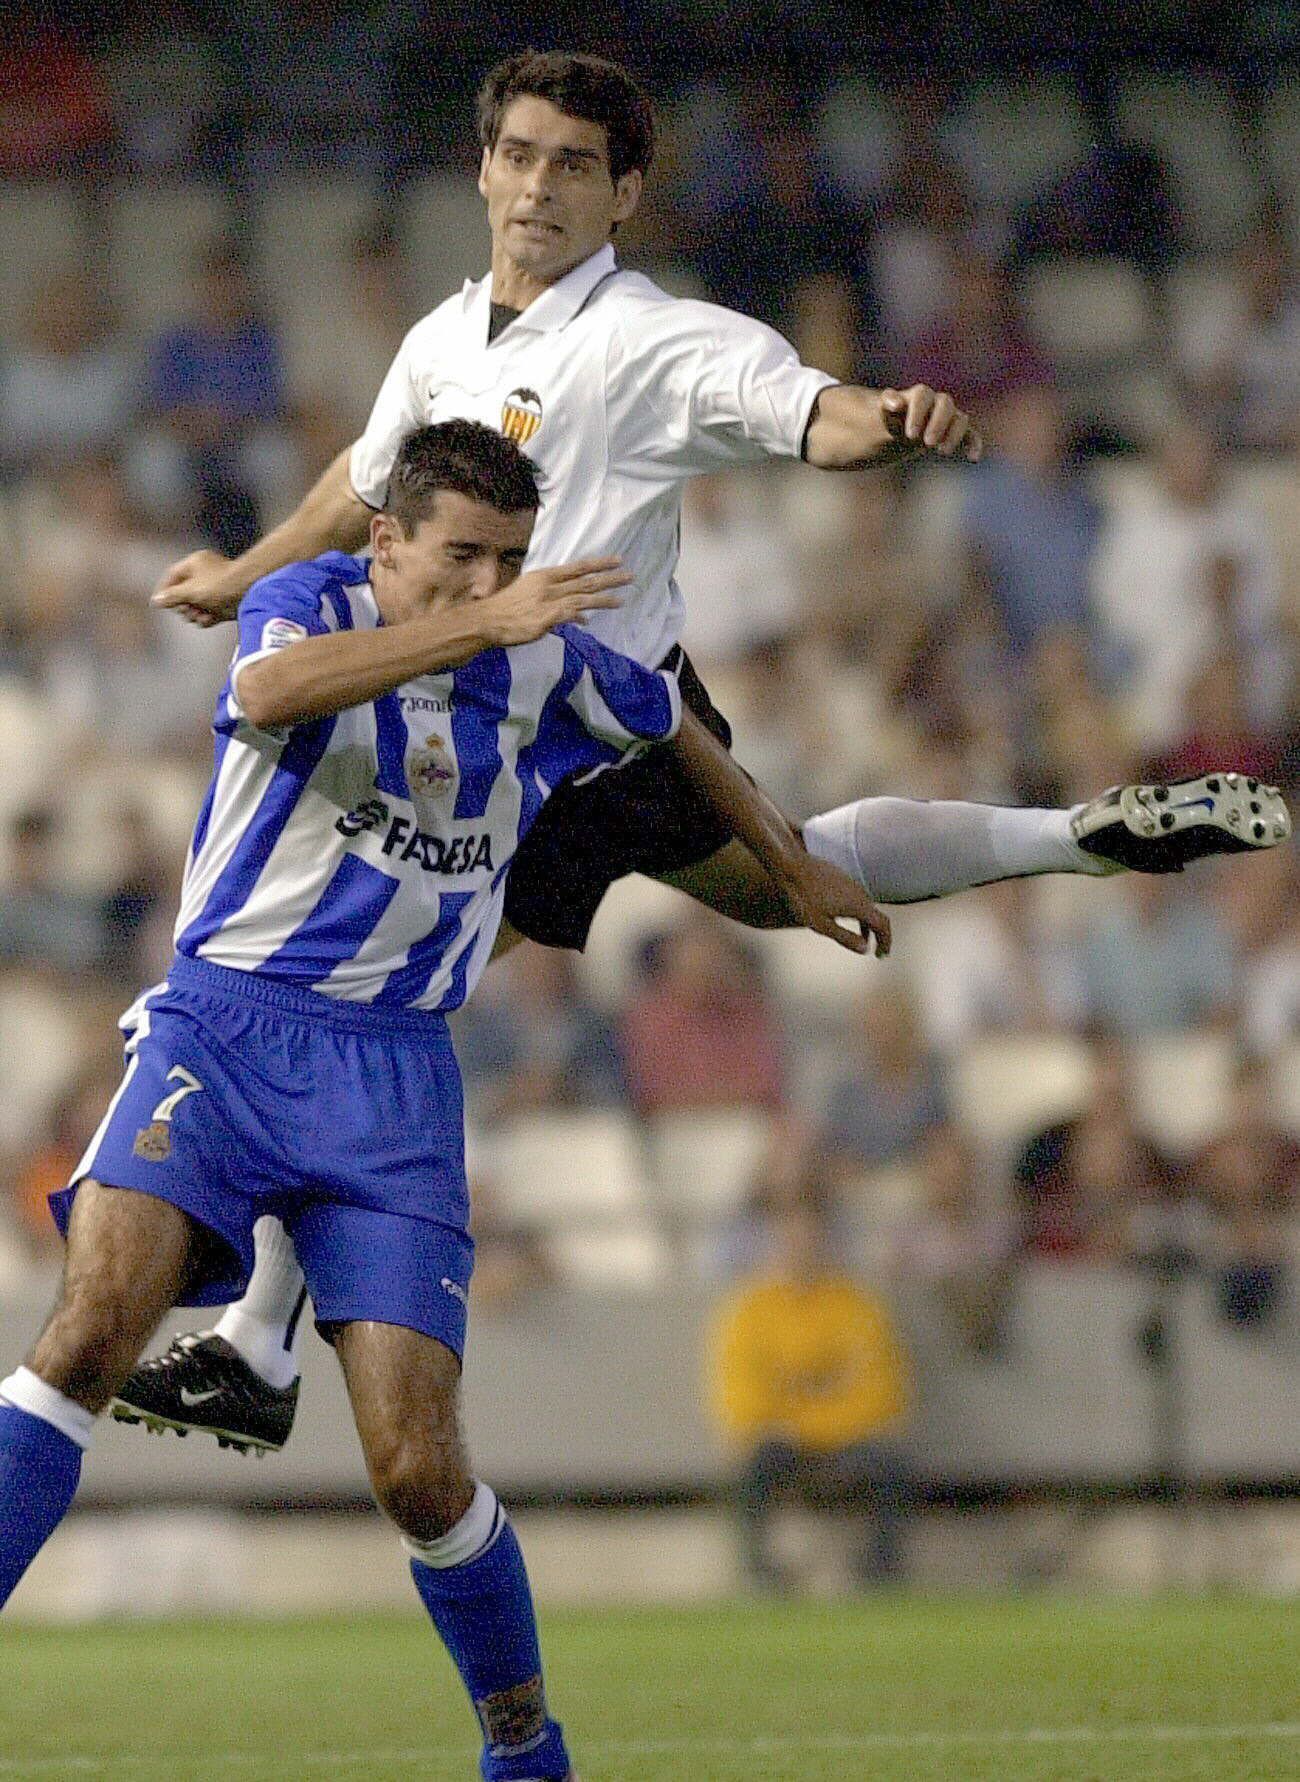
[335,799,494,876]
[501,387,542,445]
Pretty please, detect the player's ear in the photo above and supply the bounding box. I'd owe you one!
[612,169,642,225]
[371,511,400,568]
[478,145,492,198]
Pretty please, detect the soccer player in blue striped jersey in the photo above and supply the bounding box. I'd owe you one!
[0,420,879,1782]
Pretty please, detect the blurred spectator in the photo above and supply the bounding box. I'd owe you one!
[149,237,284,429]
[692,97,871,380]
[707,1193,913,1591]
[98,799,176,984]
[0,964,100,1165]
[104,13,217,177]
[800,473,929,663]
[0,22,113,176]
[712,1119,845,1280]
[283,226,415,432]
[707,636,818,817]
[1015,1043,1178,1260]
[0,274,137,479]
[906,878,1085,1056]
[677,473,804,673]
[141,238,287,553]
[467,1175,553,1313]
[1191,1059,1297,1329]
[871,84,978,349]
[1234,848,1300,1059]
[620,912,785,1117]
[210,0,402,179]
[886,610,1021,796]
[821,986,949,1175]
[960,385,1100,664]
[1077,873,1236,1038]
[1178,208,1300,451]
[1019,626,1133,806]
[1010,78,1182,277]
[790,488,943,798]
[0,808,104,974]
[890,1123,1015,1353]
[1146,654,1284,787]
[907,251,1051,411]
[1092,418,1289,754]
[452,944,624,1127]
[10,1056,123,1253]
[26,454,230,756]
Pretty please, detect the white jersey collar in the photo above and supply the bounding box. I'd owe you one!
[464,243,619,341]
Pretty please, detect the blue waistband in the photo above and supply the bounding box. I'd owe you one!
[167,953,449,1040]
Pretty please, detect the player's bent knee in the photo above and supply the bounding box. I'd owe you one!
[366,1434,474,1542]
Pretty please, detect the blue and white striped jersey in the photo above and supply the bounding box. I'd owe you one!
[173,553,681,1012]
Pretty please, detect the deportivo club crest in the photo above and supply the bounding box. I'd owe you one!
[408,734,457,800]
[133,1121,171,1161]
[501,387,542,445]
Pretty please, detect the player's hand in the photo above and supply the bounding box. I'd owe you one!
[776,849,892,958]
[152,550,243,627]
[480,560,631,647]
[881,386,982,463]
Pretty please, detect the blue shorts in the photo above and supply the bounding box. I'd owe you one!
[51,955,474,1357]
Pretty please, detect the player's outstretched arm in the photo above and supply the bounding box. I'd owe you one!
[803,384,983,470]
[153,448,373,628]
[238,563,628,731]
[668,711,891,958]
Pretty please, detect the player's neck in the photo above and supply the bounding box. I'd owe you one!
[369,565,415,627]
[489,243,583,312]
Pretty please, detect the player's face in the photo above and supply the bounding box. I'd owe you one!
[479,97,642,289]
[371,493,533,622]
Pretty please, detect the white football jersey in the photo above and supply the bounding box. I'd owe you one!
[349,245,836,669]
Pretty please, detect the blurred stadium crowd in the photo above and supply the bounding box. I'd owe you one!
[0,8,1297,1391]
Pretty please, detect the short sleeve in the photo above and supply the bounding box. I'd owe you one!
[348,324,427,509]
[559,625,681,748]
[611,299,837,474]
[222,566,333,735]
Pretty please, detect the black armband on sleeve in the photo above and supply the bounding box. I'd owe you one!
[799,390,824,462]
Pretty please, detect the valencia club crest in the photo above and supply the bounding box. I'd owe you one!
[502,388,543,445]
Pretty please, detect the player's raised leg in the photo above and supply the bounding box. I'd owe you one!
[669,777,1292,926]
[113,1215,305,1454]
[333,1318,575,1782]
[0,1180,199,1606]
[802,776,1291,902]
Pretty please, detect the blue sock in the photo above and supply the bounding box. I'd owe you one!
[0,1401,84,1607]
[408,1485,570,1782]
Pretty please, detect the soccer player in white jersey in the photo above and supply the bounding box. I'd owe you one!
[0,419,882,1782]
[137,51,1289,1446]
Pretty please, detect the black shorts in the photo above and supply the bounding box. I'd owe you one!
[502,649,734,951]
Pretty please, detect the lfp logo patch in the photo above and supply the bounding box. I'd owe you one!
[502,387,542,445]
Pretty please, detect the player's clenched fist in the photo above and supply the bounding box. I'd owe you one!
[880,386,983,461]
[479,559,630,647]
[152,549,243,627]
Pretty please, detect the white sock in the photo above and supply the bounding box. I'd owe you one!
[402,1480,504,1569]
[803,797,1106,904]
[212,1217,305,1390]
[0,1367,95,1449]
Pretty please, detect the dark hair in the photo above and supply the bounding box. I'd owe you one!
[385,420,540,535]
[476,50,655,182]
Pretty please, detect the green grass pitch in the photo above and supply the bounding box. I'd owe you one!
[2,1596,1297,1779]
